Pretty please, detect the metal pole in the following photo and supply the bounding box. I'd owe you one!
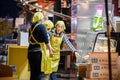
[23,2,71,20]
[104,0,112,80]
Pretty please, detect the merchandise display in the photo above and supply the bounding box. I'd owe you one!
[91,5,104,31]
[74,0,114,63]
[0,0,120,80]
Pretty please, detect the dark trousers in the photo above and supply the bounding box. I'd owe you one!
[28,50,44,80]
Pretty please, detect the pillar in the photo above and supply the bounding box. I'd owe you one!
[112,0,119,16]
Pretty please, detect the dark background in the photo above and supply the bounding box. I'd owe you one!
[0,0,21,18]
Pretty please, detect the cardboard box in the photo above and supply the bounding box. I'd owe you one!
[84,78,117,80]
[86,70,118,79]
[87,64,118,71]
[78,65,87,77]
[0,64,13,77]
[90,52,118,64]
[0,77,13,80]
[118,56,120,76]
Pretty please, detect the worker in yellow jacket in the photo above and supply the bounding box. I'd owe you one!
[48,21,80,80]
[43,20,54,80]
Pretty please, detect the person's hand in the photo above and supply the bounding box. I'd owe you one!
[83,55,89,60]
[46,43,54,58]
[75,52,81,57]
[74,52,81,63]
[49,46,54,58]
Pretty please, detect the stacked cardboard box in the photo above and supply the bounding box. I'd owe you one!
[85,52,118,80]
[0,64,13,80]
[117,56,120,79]
[0,77,13,80]
[0,19,13,37]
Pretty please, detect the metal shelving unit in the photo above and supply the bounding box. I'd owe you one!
[71,0,114,64]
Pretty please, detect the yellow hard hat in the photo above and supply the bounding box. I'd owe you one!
[55,21,66,31]
[44,20,54,30]
[32,12,44,23]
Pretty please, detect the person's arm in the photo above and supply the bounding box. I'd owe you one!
[39,24,54,57]
[63,34,81,61]
[46,42,54,57]
[63,34,77,52]
[40,24,49,43]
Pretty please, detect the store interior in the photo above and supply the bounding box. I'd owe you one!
[0,0,120,80]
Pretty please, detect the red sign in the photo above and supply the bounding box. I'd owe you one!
[37,0,55,8]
